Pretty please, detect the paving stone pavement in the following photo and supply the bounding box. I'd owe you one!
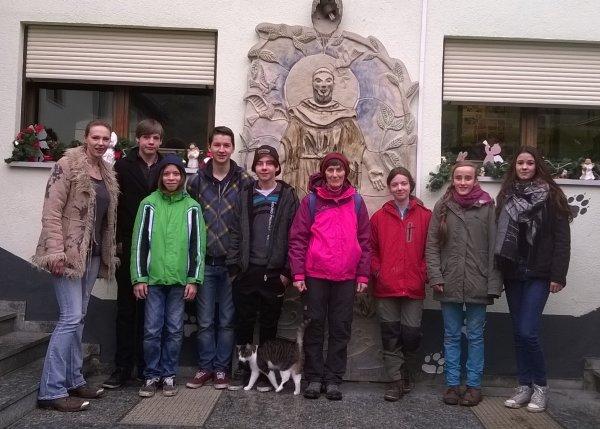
[7,374,600,428]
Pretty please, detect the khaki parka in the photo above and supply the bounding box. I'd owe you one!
[425,199,502,305]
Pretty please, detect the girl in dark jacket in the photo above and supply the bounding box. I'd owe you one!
[370,167,431,401]
[426,161,502,407]
[495,146,571,413]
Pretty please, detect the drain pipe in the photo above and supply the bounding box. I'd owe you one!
[415,0,428,197]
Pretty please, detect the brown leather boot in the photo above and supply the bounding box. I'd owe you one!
[460,387,482,406]
[38,397,90,412]
[69,385,105,399]
[383,381,403,402]
[443,386,461,405]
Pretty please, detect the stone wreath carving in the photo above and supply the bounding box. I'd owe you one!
[240,0,419,203]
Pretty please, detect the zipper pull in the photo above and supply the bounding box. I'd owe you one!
[264,274,268,282]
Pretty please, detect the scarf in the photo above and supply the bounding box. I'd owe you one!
[451,183,493,208]
[495,180,549,262]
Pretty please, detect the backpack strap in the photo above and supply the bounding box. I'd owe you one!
[308,191,362,224]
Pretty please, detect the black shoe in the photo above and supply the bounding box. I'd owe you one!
[257,375,273,392]
[228,364,250,391]
[303,381,322,399]
[325,384,343,401]
[383,381,403,402]
[102,367,130,389]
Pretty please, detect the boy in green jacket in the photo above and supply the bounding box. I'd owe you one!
[131,155,206,398]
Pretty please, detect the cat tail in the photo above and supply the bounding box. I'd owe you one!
[297,318,311,370]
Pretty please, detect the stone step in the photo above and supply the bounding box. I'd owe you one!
[583,357,600,392]
[0,332,49,377]
[0,358,43,429]
[0,312,17,337]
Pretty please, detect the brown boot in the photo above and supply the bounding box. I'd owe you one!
[383,381,403,402]
[69,385,105,399]
[460,387,482,406]
[401,375,414,394]
[443,386,461,405]
[38,397,90,412]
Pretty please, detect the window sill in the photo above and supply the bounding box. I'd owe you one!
[479,176,600,187]
[7,161,55,169]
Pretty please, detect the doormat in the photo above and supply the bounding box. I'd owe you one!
[471,397,563,429]
[120,387,221,427]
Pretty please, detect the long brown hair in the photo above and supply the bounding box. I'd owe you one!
[437,161,479,246]
[496,146,572,222]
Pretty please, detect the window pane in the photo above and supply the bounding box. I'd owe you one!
[537,108,600,160]
[128,89,211,149]
[442,104,521,161]
[38,87,113,142]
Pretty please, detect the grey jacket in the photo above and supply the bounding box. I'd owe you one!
[425,199,502,305]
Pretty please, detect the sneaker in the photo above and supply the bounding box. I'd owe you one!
[325,383,342,401]
[460,387,482,406]
[504,385,533,409]
[527,384,549,413]
[139,378,160,397]
[38,397,90,412]
[303,381,322,399]
[69,385,105,399]
[228,365,250,391]
[256,376,273,392]
[162,376,178,397]
[186,370,213,389]
[383,381,403,402]
[443,386,461,405]
[213,371,229,389]
[102,367,130,389]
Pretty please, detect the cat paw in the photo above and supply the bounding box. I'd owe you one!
[243,385,252,391]
[275,386,283,393]
[293,390,300,395]
[421,352,445,374]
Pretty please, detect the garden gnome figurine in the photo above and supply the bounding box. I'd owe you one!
[102,132,118,165]
[187,143,200,170]
[580,158,595,180]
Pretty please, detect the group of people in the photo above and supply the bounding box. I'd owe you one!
[32,118,570,415]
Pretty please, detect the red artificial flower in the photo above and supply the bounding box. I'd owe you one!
[16,132,23,140]
[33,140,40,149]
[34,124,44,133]
[114,150,123,160]
[24,128,34,135]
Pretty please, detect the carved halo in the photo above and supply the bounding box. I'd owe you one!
[284,53,359,109]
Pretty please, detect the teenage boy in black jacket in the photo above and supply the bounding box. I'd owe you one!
[226,145,299,391]
[103,119,163,388]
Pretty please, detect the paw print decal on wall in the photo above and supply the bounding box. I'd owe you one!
[568,194,590,218]
[422,352,445,374]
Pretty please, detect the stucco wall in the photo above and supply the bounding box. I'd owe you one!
[1,0,599,319]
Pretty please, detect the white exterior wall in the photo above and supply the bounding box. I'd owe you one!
[0,0,598,316]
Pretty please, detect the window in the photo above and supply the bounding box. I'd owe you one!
[23,25,216,151]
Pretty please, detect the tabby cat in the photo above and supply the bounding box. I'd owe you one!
[237,319,308,395]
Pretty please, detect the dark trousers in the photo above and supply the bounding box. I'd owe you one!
[303,277,355,385]
[114,250,145,375]
[233,265,285,346]
[505,278,550,386]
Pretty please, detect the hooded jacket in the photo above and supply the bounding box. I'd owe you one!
[33,146,119,279]
[370,198,432,299]
[288,174,370,283]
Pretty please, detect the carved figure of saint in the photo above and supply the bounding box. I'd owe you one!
[187,143,200,170]
[280,67,383,198]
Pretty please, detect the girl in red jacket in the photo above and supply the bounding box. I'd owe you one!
[370,167,431,402]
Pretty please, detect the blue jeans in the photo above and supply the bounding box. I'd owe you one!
[143,285,185,379]
[195,265,234,372]
[38,257,100,400]
[441,302,486,388]
[504,278,550,386]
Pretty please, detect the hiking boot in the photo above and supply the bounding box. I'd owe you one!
[69,385,105,399]
[527,384,549,413]
[186,370,213,389]
[228,364,250,391]
[504,385,533,409]
[325,383,342,401]
[303,381,322,399]
[162,376,178,397]
[38,397,90,412]
[460,387,482,406]
[400,369,414,393]
[443,386,461,405]
[102,367,130,389]
[257,376,273,392]
[383,381,403,402]
[213,371,229,389]
[139,378,160,397]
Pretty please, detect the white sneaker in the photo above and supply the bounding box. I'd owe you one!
[504,385,533,408]
[527,384,549,413]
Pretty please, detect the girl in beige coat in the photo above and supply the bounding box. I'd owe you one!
[34,120,119,412]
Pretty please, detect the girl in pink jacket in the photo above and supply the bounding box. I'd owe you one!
[288,152,370,401]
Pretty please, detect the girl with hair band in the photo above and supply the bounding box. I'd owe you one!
[425,160,502,406]
[370,167,432,402]
[495,146,571,413]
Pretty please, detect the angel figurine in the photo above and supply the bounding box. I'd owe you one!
[482,140,503,165]
[187,143,200,170]
[102,132,118,165]
[580,158,595,180]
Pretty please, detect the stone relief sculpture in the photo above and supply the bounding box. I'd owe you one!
[240,0,419,210]
[240,0,419,382]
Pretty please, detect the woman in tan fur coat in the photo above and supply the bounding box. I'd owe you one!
[33,120,119,412]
